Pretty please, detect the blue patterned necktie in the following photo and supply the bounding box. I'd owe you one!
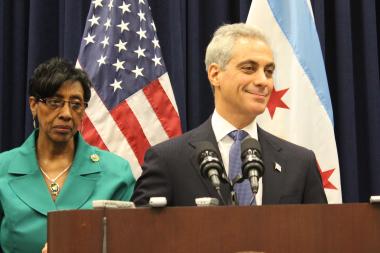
[228,130,255,206]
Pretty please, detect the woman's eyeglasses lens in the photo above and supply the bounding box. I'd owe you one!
[38,98,87,112]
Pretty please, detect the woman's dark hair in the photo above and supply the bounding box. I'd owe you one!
[28,58,92,102]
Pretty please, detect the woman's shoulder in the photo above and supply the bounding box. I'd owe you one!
[78,134,129,165]
[0,147,26,177]
[88,146,132,173]
[0,146,22,165]
[77,135,134,179]
[95,148,129,165]
[0,132,36,167]
[94,149,135,184]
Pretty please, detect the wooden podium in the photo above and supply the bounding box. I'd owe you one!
[48,203,380,253]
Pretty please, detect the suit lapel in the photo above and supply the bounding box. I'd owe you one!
[55,134,101,210]
[8,132,56,216]
[258,127,288,204]
[8,132,102,214]
[188,118,232,205]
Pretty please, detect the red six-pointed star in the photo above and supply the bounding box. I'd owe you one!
[267,87,289,118]
[317,161,337,190]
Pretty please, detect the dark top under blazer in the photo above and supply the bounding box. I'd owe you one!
[132,118,327,206]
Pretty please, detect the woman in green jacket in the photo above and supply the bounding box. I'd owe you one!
[0,58,136,253]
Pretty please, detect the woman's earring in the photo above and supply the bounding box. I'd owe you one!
[33,116,38,129]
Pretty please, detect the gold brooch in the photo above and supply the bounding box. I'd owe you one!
[90,154,100,162]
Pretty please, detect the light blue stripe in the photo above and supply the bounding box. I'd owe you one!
[266,0,334,124]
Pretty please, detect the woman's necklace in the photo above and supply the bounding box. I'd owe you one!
[40,164,72,196]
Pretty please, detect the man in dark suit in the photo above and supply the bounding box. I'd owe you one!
[132,23,327,206]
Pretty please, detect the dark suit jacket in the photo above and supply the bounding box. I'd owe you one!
[132,118,327,206]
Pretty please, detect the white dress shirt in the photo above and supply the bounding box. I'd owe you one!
[211,110,263,205]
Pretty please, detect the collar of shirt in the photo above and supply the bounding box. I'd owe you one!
[211,110,259,143]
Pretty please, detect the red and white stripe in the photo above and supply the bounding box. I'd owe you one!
[78,63,181,179]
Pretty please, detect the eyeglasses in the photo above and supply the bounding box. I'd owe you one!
[38,97,88,113]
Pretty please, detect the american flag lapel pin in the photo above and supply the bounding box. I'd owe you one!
[274,162,282,172]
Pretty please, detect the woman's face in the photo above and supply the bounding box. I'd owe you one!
[29,80,86,144]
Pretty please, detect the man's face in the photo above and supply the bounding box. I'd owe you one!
[209,37,275,126]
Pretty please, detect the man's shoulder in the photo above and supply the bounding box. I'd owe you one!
[258,127,313,155]
[151,120,211,151]
[151,127,197,152]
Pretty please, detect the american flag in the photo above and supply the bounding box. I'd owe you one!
[76,0,182,178]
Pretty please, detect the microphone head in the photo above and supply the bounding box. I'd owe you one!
[241,138,262,156]
[194,141,224,178]
[241,138,264,178]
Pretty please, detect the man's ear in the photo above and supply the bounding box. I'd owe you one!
[208,63,221,89]
[29,96,38,118]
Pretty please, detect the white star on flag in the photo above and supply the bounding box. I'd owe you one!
[152,37,160,48]
[152,55,161,66]
[117,20,130,32]
[119,1,131,14]
[134,46,146,58]
[132,66,144,78]
[151,21,156,31]
[108,0,114,10]
[104,18,112,30]
[92,0,103,8]
[114,39,127,52]
[88,14,100,27]
[113,58,125,71]
[100,36,109,48]
[137,10,146,21]
[110,78,122,92]
[84,33,95,45]
[97,55,107,66]
[136,28,147,39]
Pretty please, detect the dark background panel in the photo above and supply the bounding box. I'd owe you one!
[1,0,379,202]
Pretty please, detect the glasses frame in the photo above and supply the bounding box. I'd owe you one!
[37,97,88,113]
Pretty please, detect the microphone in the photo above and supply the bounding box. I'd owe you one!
[195,141,225,191]
[241,138,265,194]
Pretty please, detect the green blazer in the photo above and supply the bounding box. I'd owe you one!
[0,130,136,253]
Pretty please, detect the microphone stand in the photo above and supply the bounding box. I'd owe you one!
[249,194,257,206]
[210,173,226,206]
[222,173,238,206]
[101,207,107,253]
[216,188,226,206]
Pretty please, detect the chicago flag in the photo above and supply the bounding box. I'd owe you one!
[247,0,342,203]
